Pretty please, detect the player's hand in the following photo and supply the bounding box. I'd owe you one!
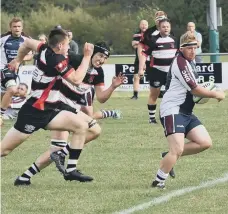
[83,42,94,57]
[215,90,225,102]
[112,72,125,89]
[8,59,20,72]
[138,69,145,79]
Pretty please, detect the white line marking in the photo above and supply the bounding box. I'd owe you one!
[114,173,228,214]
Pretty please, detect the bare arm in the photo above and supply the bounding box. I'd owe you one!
[23,51,34,61]
[65,55,91,85]
[138,44,147,75]
[95,73,125,103]
[132,40,139,49]
[191,85,225,101]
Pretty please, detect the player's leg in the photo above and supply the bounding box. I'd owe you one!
[152,133,185,188]
[147,68,163,124]
[131,64,140,100]
[1,84,18,123]
[1,127,31,157]
[93,109,122,120]
[14,131,70,186]
[47,110,101,182]
[182,116,212,156]
[152,114,186,188]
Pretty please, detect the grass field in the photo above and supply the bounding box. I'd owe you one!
[1,92,228,214]
[107,55,228,64]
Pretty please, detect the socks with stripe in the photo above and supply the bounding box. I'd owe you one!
[148,104,156,121]
[101,110,115,118]
[19,163,40,181]
[51,139,69,156]
[0,108,6,116]
[155,169,169,183]
[66,148,82,173]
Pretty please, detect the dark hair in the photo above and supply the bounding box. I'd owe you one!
[48,29,68,48]
[159,18,171,26]
[19,82,28,90]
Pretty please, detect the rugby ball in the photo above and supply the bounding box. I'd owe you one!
[193,81,217,104]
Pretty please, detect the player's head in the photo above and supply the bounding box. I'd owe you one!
[48,28,69,57]
[154,11,167,26]
[159,19,171,36]
[187,22,196,33]
[180,31,197,61]
[9,17,23,37]
[91,42,110,68]
[67,30,73,41]
[38,34,47,43]
[139,20,149,33]
[16,83,28,97]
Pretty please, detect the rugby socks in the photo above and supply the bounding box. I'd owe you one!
[155,169,169,183]
[148,104,156,121]
[51,139,67,148]
[51,139,69,156]
[133,91,138,98]
[0,108,6,116]
[66,148,82,173]
[101,110,115,118]
[19,163,40,181]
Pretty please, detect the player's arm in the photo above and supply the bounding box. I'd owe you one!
[132,40,139,49]
[94,72,125,103]
[65,43,93,84]
[23,51,34,61]
[8,38,42,70]
[176,58,225,101]
[138,42,149,76]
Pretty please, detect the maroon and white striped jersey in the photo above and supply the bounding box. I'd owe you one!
[160,52,199,117]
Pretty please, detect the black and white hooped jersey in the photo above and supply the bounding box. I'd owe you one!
[141,33,177,72]
[60,52,104,106]
[0,32,30,69]
[160,52,199,117]
[26,43,74,110]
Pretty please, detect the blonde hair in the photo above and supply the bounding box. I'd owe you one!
[155,11,167,18]
[180,31,197,47]
[9,17,23,27]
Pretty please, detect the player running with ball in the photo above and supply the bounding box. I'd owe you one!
[151,31,225,189]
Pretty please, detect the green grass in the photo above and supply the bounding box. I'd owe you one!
[1,92,228,214]
[107,55,228,64]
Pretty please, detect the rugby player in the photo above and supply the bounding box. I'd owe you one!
[0,17,33,125]
[139,19,177,124]
[1,28,101,183]
[130,20,149,100]
[151,31,225,189]
[13,42,125,185]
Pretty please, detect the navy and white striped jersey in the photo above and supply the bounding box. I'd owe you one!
[141,34,177,72]
[0,32,30,69]
[160,52,199,117]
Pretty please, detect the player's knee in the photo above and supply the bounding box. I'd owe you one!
[200,138,212,150]
[1,148,12,157]
[7,86,18,95]
[89,120,101,138]
[133,75,139,81]
[170,146,184,158]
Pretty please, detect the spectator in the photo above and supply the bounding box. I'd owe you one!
[0,17,32,125]
[67,30,79,54]
[186,22,203,63]
[3,83,28,120]
[38,34,47,43]
[130,19,149,100]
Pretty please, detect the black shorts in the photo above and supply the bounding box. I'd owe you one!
[133,61,150,75]
[160,113,202,137]
[14,103,76,134]
[147,67,167,88]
